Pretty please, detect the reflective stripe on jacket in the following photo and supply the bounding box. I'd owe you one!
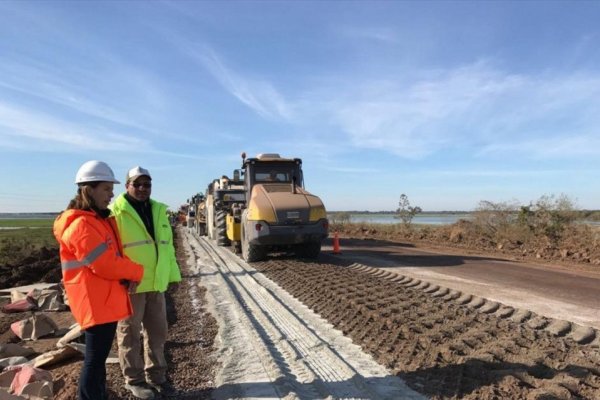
[53,209,144,330]
[110,194,181,293]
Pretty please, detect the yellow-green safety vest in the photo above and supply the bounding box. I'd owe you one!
[110,194,181,293]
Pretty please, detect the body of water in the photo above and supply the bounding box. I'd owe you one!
[331,213,472,225]
[331,213,600,227]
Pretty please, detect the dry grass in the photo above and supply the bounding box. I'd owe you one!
[0,219,56,266]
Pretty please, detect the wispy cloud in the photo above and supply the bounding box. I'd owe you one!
[148,8,293,122]
[428,168,599,178]
[479,133,600,158]
[179,43,292,121]
[336,26,399,43]
[325,166,381,173]
[0,102,148,151]
[321,61,600,159]
[0,102,211,160]
[0,61,169,137]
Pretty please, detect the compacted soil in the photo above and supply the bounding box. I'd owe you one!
[250,259,600,399]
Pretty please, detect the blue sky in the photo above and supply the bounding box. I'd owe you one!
[1,1,599,212]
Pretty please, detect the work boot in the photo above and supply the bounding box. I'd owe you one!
[148,380,176,395]
[124,383,155,399]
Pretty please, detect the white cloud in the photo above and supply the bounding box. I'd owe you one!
[323,61,600,159]
[425,168,599,178]
[479,133,600,158]
[336,26,399,43]
[0,56,200,143]
[0,102,149,151]
[182,44,293,121]
[0,103,210,160]
[325,166,381,173]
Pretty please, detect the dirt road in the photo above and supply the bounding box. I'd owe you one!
[184,229,600,399]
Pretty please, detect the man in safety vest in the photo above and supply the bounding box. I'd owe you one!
[110,166,181,399]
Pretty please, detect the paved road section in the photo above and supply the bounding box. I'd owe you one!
[323,237,600,330]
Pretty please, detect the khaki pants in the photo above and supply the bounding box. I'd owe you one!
[117,291,168,385]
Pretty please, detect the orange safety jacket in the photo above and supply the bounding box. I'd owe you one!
[53,209,144,330]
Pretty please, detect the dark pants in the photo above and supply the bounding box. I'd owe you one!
[79,322,117,400]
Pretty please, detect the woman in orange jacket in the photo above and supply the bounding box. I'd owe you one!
[54,160,144,400]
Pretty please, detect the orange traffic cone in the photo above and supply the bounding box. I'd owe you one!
[333,232,341,254]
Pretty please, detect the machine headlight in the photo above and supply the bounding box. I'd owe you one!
[309,207,327,221]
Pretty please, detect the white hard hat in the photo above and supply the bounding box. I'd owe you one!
[75,160,120,184]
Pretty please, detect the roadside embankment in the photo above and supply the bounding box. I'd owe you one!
[332,220,600,268]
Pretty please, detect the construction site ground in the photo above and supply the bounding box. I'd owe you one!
[1,226,599,399]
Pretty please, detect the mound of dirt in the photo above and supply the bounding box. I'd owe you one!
[0,246,61,289]
[335,221,600,267]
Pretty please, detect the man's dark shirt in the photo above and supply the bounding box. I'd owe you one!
[124,193,155,240]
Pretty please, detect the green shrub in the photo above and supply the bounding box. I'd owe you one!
[472,194,578,247]
[396,194,422,227]
[472,200,519,242]
[520,194,577,243]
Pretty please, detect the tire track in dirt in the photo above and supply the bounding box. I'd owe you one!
[252,259,600,399]
[185,232,423,399]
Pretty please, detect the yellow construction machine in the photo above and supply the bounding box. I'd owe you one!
[204,153,329,262]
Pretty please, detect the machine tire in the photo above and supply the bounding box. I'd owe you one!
[295,242,321,259]
[241,226,266,262]
[216,210,231,246]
